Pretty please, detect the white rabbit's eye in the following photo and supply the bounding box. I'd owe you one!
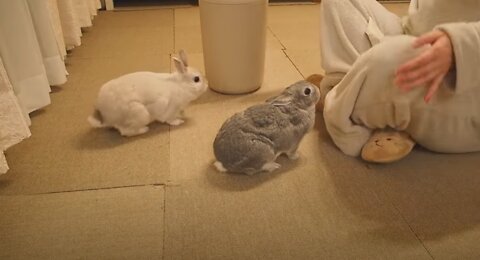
[194,76,200,83]
[304,87,311,96]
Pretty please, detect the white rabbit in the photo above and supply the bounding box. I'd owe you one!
[213,80,320,175]
[88,50,208,136]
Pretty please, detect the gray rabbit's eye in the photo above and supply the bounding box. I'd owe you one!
[194,76,200,83]
[304,87,311,96]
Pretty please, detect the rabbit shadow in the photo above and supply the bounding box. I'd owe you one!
[205,155,301,192]
[315,115,480,243]
[0,180,12,191]
[49,85,63,94]
[29,109,46,119]
[74,122,170,150]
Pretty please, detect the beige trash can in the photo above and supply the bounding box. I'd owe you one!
[199,0,268,94]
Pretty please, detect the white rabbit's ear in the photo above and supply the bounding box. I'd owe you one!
[173,57,186,74]
[267,94,293,106]
[178,50,189,67]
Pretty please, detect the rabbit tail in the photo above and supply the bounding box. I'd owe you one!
[214,161,227,172]
[88,109,106,128]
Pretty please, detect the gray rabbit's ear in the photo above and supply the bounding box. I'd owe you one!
[267,93,293,106]
[178,50,189,67]
[173,57,186,74]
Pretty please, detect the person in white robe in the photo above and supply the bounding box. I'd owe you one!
[316,0,480,162]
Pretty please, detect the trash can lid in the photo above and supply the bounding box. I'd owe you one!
[200,0,266,5]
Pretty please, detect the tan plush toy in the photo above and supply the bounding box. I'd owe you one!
[361,130,415,163]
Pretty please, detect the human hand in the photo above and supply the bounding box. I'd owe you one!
[394,30,454,103]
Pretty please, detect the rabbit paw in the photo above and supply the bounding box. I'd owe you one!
[261,162,281,172]
[118,126,149,137]
[167,119,185,126]
[214,161,227,172]
[286,151,300,160]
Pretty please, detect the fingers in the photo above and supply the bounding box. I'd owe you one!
[400,69,439,91]
[396,48,435,75]
[393,31,450,103]
[395,62,439,89]
[404,63,438,82]
[424,75,443,103]
[413,30,444,48]
[397,31,445,74]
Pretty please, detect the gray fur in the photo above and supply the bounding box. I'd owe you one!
[213,80,320,175]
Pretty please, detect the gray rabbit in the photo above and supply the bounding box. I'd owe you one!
[213,80,320,175]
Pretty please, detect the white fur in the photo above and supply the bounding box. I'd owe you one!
[88,51,208,136]
[87,115,104,128]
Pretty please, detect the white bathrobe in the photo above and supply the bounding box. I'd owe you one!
[321,0,480,156]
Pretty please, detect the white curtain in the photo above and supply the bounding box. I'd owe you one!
[0,0,52,115]
[47,0,68,61]
[58,0,82,49]
[0,57,31,174]
[27,0,68,86]
[74,0,93,28]
[0,0,102,174]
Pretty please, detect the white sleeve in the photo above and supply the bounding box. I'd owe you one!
[436,21,480,94]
